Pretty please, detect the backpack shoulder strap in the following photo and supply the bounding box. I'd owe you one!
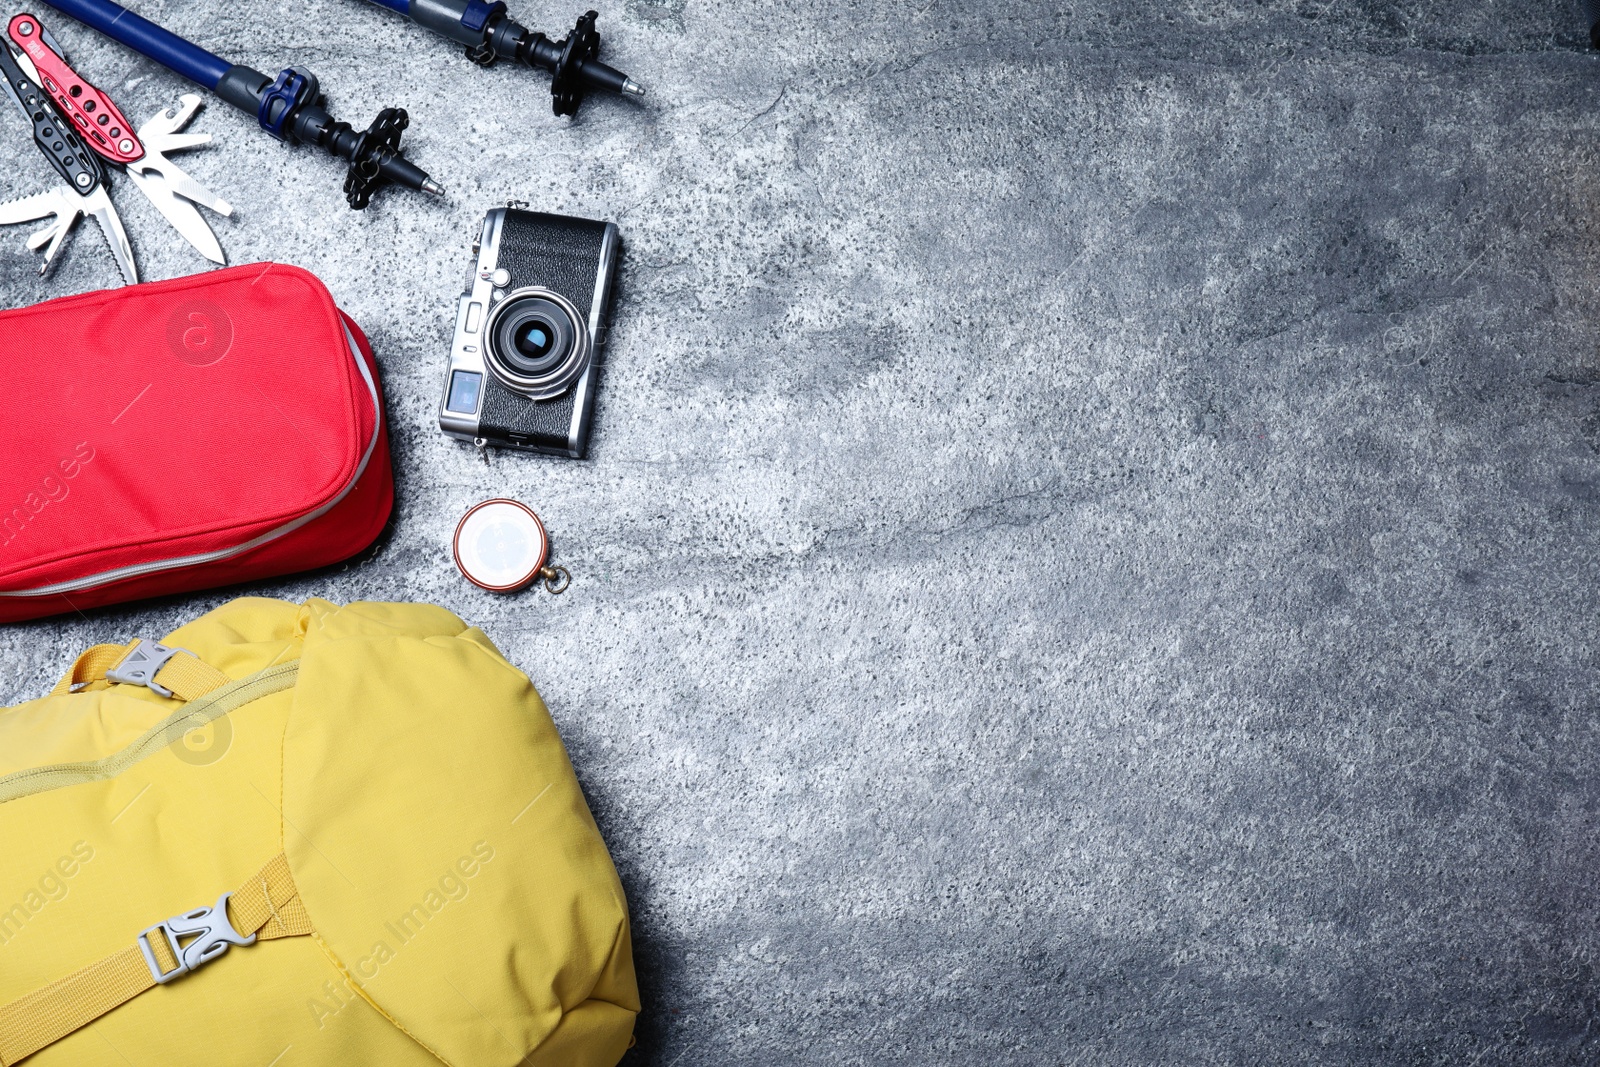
[51,640,231,703]
[0,854,312,1065]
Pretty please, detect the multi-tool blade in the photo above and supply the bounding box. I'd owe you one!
[0,14,134,282]
[8,13,231,265]
[0,183,132,279]
[123,95,232,264]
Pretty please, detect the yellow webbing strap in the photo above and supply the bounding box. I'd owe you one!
[50,641,231,703]
[0,854,312,1066]
[48,644,128,695]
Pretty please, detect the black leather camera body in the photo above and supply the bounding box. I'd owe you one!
[439,206,620,458]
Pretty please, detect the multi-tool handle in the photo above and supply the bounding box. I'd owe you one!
[0,31,103,195]
[8,13,142,165]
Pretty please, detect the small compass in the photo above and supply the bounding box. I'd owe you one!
[453,499,570,594]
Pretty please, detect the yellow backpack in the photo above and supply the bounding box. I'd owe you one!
[0,597,638,1067]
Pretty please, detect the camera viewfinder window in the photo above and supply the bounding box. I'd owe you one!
[447,370,483,413]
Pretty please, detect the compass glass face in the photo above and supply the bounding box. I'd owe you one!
[454,500,548,591]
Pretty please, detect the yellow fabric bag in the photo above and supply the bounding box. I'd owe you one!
[0,597,638,1067]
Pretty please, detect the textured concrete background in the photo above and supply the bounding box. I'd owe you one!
[3,0,1600,1062]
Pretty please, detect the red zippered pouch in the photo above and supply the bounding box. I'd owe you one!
[0,263,393,623]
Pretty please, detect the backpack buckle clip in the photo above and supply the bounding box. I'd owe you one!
[136,892,257,984]
[107,640,194,700]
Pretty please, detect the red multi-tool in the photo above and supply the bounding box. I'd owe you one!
[0,12,232,281]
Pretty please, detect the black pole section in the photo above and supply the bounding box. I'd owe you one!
[215,65,443,208]
[1586,0,1600,49]
[41,0,443,208]
[382,1,643,116]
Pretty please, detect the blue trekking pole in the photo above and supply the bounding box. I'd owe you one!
[39,0,444,208]
[359,1,643,116]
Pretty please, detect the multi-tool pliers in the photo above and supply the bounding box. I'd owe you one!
[0,12,231,284]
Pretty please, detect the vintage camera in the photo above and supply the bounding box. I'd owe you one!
[439,206,620,457]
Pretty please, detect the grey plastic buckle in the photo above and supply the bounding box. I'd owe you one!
[136,892,257,985]
[107,640,192,700]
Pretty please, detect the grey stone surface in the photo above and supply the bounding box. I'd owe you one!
[5,0,1600,1062]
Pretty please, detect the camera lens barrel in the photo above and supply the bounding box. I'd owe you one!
[483,287,592,401]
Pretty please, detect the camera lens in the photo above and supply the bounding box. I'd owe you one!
[515,319,557,362]
[498,303,571,375]
[484,290,590,401]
